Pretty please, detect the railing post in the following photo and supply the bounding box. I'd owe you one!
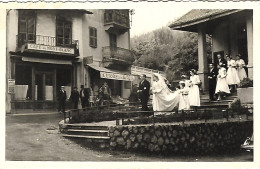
[182,110,185,124]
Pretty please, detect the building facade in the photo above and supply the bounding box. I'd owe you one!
[6,9,133,113]
[168,9,253,91]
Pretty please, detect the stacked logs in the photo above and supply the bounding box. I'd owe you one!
[109,121,252,155]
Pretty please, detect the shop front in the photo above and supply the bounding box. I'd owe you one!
[10,54,76,111]
[88,64,134,101]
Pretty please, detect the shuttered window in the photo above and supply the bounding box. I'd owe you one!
[89,27,97,48]
[18,10,36,47]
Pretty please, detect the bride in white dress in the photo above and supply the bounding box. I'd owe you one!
[151,73,180,112]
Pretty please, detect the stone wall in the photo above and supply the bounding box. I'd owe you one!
[108,121,253,154]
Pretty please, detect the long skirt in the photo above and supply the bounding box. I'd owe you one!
[179,94,190,110]
[237,68,247,81]
[226,67,240,85]
[215,78,230,94]
[188,85,200,106]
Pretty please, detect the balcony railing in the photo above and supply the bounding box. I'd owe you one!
[104,10,130,29]
[102,46,135,64]
[16,34,79,56]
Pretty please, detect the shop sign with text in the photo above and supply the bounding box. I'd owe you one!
[100,72,134,81]
[27,43,74,54]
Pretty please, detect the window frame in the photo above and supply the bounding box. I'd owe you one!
[89,26,97,48]
[18,10,36,47]
[56,16,72,47]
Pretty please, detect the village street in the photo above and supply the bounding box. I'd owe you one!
[6,113,253,162]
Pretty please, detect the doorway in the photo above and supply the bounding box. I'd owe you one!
[35,72,54,101]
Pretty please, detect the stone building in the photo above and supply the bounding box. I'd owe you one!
[168,9,253,91]
[6,9,133,113]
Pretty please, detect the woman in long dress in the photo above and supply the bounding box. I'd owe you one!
[236,55,247,81]
[215,64,230,101]
[178,81,190,111]
[151,73,180,112]
[188,69,200,107]
[226,55,240,91]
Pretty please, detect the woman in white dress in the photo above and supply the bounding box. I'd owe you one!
[188,69,200,107]
[178,81,190,111]
[236,55,247,81]
[215,64,230,101]
[151,73,180,112]
[226,55,240,92]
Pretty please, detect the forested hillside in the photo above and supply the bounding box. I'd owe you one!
[130,27,212,82]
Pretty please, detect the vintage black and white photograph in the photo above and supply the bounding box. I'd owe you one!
[3,3,258,165]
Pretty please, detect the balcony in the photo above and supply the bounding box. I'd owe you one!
[16,34,79,57]
[104,10,130,34]
[102,46,135,68]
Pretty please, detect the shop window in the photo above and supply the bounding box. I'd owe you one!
[15,65,32,100]
[56,68,72,99]
[89,27,97,48]
[56,16,72,46]
[18,10,36,47]
[124,81,131,89]
[109,33,117,47]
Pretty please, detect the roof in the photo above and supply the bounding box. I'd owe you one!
[168,9,244,30]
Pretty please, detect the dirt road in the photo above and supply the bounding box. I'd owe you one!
[6,113,253,161]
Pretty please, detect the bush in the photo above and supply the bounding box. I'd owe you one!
[229,98,241,110]
[238,78,253,88]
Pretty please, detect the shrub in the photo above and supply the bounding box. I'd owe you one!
[229,98,241,110]
[238,78,253,88]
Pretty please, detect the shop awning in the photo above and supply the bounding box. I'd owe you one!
[22,56,72,65]
[88,64,134,81]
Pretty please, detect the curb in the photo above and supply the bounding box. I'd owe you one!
[6,112,62,116]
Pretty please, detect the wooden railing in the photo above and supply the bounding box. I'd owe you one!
[102,46,135,63]
[63,103,253,125]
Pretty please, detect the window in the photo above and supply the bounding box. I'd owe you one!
[18,10,36,47]
[89,27,97,48]
[109,33,117,47]
[56,16,72,46]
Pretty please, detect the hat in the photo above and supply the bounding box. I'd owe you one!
[179,81,185,84]
[61,86,65,88]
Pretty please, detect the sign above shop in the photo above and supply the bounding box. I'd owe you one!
[27,43,74,54]
[8,79,15,94]
[100,72,134,81]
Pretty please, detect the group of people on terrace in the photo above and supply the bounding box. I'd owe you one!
[136,53,248,112]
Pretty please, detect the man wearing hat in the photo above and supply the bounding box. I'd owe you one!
[69,87,80,109]
[58,86,67,113]
[208,63,218,101]
[80,85,90,110]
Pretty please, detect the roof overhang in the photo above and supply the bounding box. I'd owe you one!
[169,9,245,32]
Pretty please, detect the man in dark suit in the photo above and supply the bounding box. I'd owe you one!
[69,87,79,109]
[215,54,227,69]
[80,85,90,110]
[58,86,67,113]
[208,64,218,101]
[137,74,150,111]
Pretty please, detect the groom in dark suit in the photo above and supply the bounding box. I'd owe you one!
[208,63,218,101]
[138,74,150,111]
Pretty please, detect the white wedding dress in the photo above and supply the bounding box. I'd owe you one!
[152,73,180,112]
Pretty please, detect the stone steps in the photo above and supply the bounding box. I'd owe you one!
[66,129,109,137]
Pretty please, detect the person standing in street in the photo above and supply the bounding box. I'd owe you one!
[208,63,218,101]
[69,87,79,109]
[137,74,150,111]
[80,85,90,110]
[58,86,67,113]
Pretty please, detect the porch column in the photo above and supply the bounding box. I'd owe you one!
[197,24,208,91]
[32,66,35,110]
[246,14,253,79]
[53,69,57,101]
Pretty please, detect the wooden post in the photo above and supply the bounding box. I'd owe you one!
[53,69,57,111]
[246,14,253,79]
[198,24,209,91]
[32,66,35,110]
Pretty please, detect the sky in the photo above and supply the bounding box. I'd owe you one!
[130,5,191,37]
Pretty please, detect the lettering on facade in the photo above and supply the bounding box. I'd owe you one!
[27,43,74,54]
[8,79,15,94]
[100,72,134,81]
